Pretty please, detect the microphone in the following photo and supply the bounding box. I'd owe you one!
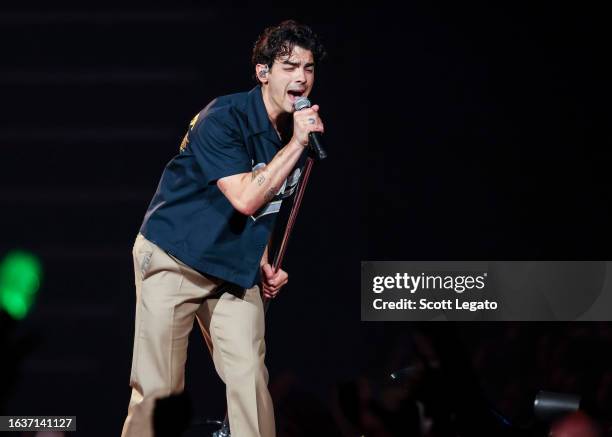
[293,97,327,160]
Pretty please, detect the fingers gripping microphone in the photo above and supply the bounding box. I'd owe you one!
[294,97,327,160]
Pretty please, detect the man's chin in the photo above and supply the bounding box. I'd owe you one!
[283,102,296,113]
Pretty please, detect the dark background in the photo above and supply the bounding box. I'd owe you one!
[1,3,611,436]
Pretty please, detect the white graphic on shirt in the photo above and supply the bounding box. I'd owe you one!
[251,162,302,221]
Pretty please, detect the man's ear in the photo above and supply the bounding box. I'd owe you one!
[256,64,269,84]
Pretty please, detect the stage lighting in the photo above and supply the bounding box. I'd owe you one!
[0,251,42,319]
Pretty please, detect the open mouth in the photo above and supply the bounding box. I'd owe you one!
[287,89,305,103]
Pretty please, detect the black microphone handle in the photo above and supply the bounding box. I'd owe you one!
[308,132,327,160]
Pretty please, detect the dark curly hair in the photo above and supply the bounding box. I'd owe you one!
[251,20,326,82]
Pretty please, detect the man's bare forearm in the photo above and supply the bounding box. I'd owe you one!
[219,139,305,215]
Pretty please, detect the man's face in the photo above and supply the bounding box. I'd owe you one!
[259,45,315,118]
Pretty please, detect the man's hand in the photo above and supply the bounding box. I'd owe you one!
[292,104,325,147]
[261,263,288,299]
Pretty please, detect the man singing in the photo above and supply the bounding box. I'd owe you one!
[121,20,326,437]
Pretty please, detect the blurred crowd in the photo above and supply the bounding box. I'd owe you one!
[3,318,612,436]
[269,323,612,437]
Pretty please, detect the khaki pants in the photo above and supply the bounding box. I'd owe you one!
[121,234,275,437]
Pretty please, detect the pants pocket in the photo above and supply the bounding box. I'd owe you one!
[134,234,155,281]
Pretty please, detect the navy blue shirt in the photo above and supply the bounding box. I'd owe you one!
[140,86,303,288]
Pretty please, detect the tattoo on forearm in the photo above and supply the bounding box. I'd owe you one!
[251,167,267,185]
[251,167,267,186]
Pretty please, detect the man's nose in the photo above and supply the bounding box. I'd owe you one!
[294,68,307,83]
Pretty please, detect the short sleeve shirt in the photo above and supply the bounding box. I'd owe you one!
[139,86,304,289]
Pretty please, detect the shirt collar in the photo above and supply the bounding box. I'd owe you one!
[247,85,282,146]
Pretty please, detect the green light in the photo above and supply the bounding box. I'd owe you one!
[0,251,42,320]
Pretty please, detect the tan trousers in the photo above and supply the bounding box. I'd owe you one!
[121,234,275,437]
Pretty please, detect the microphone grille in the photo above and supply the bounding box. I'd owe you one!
[293,97,311,111]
